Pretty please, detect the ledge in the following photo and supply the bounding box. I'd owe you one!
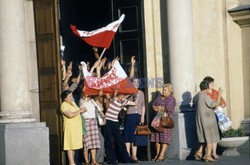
[228,4,250,13]
[228,4,250,27]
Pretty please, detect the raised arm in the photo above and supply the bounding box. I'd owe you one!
[61,59,66,81]
[129,56,136,78]
[96,57,107,78]
[90,60,101,76]
[214,88,223,107]
[76,64,82,84]
[63,70,72,90]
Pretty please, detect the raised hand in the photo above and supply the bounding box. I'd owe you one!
[93,47,98,53]
[106,93,111,99]
[218,88,223,95]
[67,62,73,70]
[112,57,120,66]
[66,70,72,77]
[131,56,136,66]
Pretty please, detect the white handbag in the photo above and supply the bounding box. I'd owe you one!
[214,107,232,132]
[91,99,105,126]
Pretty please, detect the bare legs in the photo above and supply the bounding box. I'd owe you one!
[203,143,217,162]
[90,149,97,164]
[152,142,160,160]
[83,149,98,164]
[125,142,131,156]
[67,150,75,165]
[83,150,89,164]
[125,142,139,161]
[153,143,168,161]
[194,143,204,160]
[132,143,138,159]
[212,143,219,159]
[195,143,218,161]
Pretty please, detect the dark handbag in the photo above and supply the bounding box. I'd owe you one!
[134,125,151,136]
[118,107,127,120]
[161,115,174,128]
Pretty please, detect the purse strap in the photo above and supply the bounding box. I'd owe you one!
[90,99,100,114]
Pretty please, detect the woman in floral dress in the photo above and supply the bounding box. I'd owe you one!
[151,84,176,161]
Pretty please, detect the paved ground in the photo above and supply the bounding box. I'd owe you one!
[119,139,250,165]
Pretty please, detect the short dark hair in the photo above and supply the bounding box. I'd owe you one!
[199,81,209,91]
[203,76,214,83]
[61,90,72,101]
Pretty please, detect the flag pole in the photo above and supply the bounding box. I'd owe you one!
[99,48,106,60]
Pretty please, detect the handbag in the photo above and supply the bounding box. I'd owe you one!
[151,111,163,128]
[214,107,232,132]
[154,125,165,133]
[95,109,105,126]
[134,125,151,136]
[160,113,174,128]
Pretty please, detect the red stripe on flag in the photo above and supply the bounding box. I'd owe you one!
[84,77,136,95]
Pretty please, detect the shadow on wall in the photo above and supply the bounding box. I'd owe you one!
[181,91,200,160]
[180,91,193,112]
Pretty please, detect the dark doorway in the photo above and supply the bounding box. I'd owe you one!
[59,0,146,77]
[59,0,113,64]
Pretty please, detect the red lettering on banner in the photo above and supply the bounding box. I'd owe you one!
[85,66,126,89]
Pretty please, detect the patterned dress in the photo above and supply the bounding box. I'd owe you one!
[150,95,176,144]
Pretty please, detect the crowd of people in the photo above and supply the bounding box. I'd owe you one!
[60,47,226,165]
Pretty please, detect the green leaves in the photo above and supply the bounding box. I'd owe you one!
[222,128,246,138]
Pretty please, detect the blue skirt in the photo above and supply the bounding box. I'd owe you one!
[123,114,141,143]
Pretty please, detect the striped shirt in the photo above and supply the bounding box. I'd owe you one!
[106,98,128,122]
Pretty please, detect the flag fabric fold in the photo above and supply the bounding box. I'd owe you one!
[71,14,125,49]
[81,60,136,95]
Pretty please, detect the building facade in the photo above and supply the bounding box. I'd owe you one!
[0,0,249,164]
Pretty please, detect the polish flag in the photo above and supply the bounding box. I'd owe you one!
[81,60,136,95]
[71,14,125,49]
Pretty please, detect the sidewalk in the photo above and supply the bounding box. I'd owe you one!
[120,139,249,165]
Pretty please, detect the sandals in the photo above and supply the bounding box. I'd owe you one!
[203,156,217,162]
[131,156,140,163]
[212,154,219,160]
[194,152,202,160]
[152,155,158,161]
[155,155,165,161]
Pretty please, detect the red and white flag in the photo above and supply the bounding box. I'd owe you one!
[81,60,136,95]
[71,14,125,49]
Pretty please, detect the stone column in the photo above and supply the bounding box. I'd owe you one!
[166,0,196,160]
[167,0,196,110]
[0,1,49,164]
[0,0,35,123]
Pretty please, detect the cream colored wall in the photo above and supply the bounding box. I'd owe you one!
[225,0,245,128]
[192,0,228,99]
[143,0,164,102]
[25,0,40,122]
[192,0,247,128]
[239,0,250,4]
